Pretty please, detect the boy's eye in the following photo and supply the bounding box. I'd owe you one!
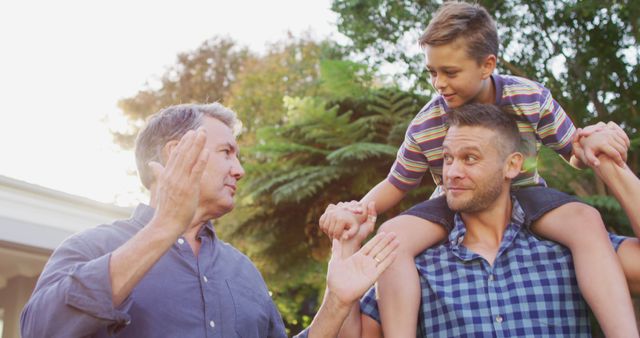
[445,71,458,77]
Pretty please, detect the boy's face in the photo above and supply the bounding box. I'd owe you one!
[424,38,495,108]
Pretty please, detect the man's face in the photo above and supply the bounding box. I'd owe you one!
[424,39,493,108]
[442,125,508,213]
[198,117,245,217]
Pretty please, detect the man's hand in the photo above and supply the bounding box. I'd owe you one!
[148,128,209,235]
[327,231,399,307]
[319,201,367,240]
[573,122,629,167]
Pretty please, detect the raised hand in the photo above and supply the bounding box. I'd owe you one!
[327,231,399,306]
[148,128,209,235]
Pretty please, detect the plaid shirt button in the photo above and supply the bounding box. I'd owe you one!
[495,315,503,323]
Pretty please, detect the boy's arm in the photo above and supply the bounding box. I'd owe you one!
[319,180,407,240]
[360,179,408,215]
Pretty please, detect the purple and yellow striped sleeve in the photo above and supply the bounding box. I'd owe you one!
[536,88,576,159]
[387,125,429,191]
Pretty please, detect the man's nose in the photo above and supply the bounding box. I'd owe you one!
[444,160,464,179]
[232,156,245,180]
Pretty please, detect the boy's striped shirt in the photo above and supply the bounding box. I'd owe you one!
[388,74,576,196]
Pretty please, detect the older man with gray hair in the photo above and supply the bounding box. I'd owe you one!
[21,102,280,337]
[20,102,397,338]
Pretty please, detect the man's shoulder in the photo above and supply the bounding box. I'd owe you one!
[414,242,454,273]
[60,217,140,258]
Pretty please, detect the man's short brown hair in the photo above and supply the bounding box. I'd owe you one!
[419,1,498,63]
[448,103,520,158]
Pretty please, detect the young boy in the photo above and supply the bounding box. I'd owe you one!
[320,2,637,337]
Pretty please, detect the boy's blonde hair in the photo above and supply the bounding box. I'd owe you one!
[419,1,498,64]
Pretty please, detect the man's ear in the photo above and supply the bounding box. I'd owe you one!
[504,152,524,179]
[161,140,180,165]
[480,54,497,79]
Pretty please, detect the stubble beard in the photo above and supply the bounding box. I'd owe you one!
[446,172,504,213]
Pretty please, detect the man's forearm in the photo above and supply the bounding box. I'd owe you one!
[21,236,134,337]
[593,156,640,236]
[307,290,354,338]
[110,217,180,306]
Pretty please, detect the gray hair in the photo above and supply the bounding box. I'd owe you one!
[135,102,239,189]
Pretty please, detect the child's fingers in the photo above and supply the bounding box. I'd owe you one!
[328,214,339,239]
[579,122,606,137]
[342,223,359,240]
[584,146,599,167]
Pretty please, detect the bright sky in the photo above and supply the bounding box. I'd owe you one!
[0,0,340,206]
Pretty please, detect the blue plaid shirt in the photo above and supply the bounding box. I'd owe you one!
[361,198,627,337]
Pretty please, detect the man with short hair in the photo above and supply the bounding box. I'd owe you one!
[21,103,284,337]
[19,103,399,338]
[332,103,640,337]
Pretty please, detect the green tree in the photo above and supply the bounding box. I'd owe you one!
[331,0,640,228]
[223,82,431,333]
[114,37,254,148]
[225,33,345,135]
[331,1,639,152]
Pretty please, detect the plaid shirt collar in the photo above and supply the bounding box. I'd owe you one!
[447,197,526,262]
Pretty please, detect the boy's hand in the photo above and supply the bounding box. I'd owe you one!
[574,123,629,167]
[339,202,378,256]
[319,202,367,240]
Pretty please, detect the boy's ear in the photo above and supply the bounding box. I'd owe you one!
[504,152,524,179]
[481,54,497,79]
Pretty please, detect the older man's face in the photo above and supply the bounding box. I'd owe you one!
[198,116,245,217]
[442,125,508,213]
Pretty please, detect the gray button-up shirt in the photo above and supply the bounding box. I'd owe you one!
[21,204,287,338]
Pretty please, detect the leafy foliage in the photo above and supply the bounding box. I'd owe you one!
[115,37,253,148]
[331,0,640,171]
[221,85,431,332]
